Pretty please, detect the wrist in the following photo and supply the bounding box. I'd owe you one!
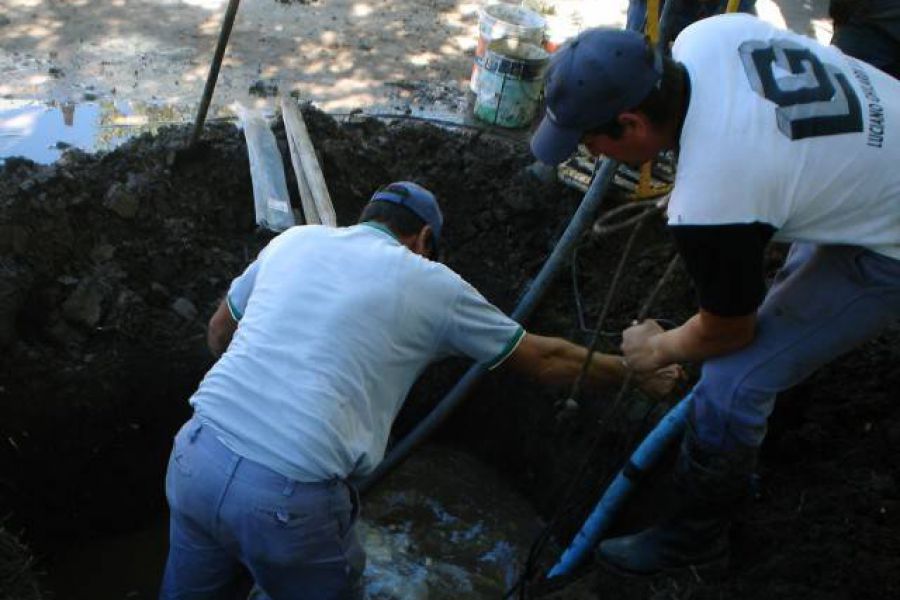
[591,353,627,385]
[647,331,672,370]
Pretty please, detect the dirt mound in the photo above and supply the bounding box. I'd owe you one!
[1,108,898,598]
[0,526,43,600]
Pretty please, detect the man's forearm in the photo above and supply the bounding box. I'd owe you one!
[651,312,756,366]
[553,340,630,388]
[508,332,679,398]
[509,334,625,388]
[586,351,628,387]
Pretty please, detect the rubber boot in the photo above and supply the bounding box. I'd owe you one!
[597,424,758,575]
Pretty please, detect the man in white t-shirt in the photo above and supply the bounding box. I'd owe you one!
[530,15,900,575]
[160,181,681,598]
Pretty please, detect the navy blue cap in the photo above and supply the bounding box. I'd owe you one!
[531,27,663,165]
[370,181,443,244]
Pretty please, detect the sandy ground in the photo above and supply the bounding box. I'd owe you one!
[0,0,833,112]
[0,0,832,161]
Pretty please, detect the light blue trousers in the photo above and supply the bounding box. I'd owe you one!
[691,244,900,450]
[160,418,365,600]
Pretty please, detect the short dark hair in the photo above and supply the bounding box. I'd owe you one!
[584,55,685,140]
[358,201,427,238]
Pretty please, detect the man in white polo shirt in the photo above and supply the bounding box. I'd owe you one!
[160,181,680,599]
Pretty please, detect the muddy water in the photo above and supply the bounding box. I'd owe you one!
[0,99,196,164]
[47,444,548,599]
[361,445,548,599]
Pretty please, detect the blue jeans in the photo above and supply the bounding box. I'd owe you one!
[691,244,900,450]
[161,418,365,600]
[627,0,757,39]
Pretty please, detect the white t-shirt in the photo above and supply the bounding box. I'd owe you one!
[190,223,524,482]
[669,14,900,260]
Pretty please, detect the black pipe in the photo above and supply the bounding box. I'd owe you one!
[359,157,621,493]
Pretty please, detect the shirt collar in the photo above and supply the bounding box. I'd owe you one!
[359,221,401,244]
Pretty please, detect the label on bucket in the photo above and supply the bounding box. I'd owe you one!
[481,43,547,79]
[470,3,546,93]
[474,40,549,129]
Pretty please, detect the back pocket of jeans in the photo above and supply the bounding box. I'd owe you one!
[253,506,312,529]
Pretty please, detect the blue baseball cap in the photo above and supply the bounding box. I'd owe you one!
[370,181,444,244]
[531,27,663,165]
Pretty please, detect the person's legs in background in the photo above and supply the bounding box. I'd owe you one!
[628,0,758,39]
[830,0,900,79]
[832,21,900,78]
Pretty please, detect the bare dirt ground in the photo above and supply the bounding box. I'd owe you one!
[0,0,832,121]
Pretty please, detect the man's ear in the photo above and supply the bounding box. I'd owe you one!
[618,111,645,135]
[413,225,434,258]
[619,111,656,139]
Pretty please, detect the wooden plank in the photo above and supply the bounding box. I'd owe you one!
[280,98,337,226]
[281,97,319,225]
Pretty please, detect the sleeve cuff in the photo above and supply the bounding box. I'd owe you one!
[226,295,243,321]
[486,327,526,371]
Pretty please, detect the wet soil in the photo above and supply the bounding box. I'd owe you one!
[1,108,898,599]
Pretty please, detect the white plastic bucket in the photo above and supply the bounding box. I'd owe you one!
[474,39,549,128]
[470,3,546,93]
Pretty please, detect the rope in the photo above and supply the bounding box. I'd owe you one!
[592,198,664,237]
[565,213,653,404]
[505,209,681,598]
[599,254,683,426]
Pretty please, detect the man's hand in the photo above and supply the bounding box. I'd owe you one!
[621,319,667,372]
[633,364,685,399]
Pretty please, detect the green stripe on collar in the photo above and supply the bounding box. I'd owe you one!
[360,221,401,243]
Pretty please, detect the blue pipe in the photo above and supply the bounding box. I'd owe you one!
[358,158,620,494]
[547,393,693,578]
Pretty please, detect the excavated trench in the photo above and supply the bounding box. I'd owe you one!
[1,108,899,599]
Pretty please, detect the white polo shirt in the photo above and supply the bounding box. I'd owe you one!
[190,223,524,482]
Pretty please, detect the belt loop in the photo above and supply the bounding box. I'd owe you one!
[344,479,361,523]
[189,421,203,443]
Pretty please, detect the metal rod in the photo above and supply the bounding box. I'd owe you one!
[189,0,242,147]
[358,158,621,494]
